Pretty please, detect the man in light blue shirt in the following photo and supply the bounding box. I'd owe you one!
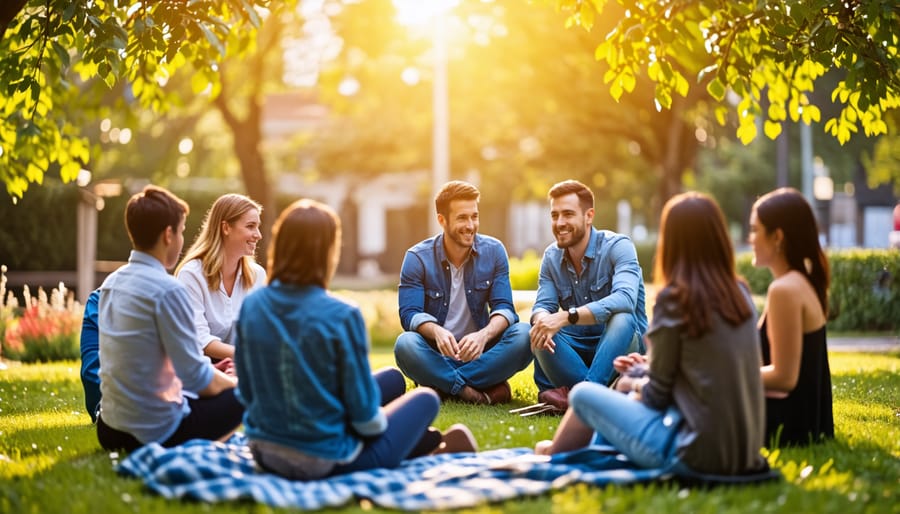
[96,185,242,452]
[529,180,648,411]
[395,181,533,404]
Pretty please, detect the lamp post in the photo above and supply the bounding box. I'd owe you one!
[431,13,449,236]
[394,0,456,236]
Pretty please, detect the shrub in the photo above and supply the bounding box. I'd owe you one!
[1,279,82,363]
[509,250,542,290]
[634,241,657,282]
[826,249,900,332]
[335,289,403,348]
[735,252,774,295]
[737,249,900,333]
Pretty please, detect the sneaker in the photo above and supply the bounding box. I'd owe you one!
[433,423,478,454]
[480,381,512,405]
[537,386,570,411]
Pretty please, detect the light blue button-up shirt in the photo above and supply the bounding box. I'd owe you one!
[532,227,649,341]
[98,251,213,444]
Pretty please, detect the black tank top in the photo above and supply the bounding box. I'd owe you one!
[760,319,835,446]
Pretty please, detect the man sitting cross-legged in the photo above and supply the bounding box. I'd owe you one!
[394,181,533,404]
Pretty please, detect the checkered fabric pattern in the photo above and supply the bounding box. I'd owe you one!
[117,434,669,510]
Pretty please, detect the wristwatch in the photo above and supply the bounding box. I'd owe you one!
[567,306,579,325]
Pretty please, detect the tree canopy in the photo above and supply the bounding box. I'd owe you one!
[0,0,271,199]
[553,0,899,145]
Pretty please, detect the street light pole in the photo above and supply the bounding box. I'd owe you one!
[430,13,449,237]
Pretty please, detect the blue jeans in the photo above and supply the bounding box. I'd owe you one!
[332,386,440,474]
[534,311,643,391]
[569,382,683,469]
[372,367,406,404]
[394,321,533,395]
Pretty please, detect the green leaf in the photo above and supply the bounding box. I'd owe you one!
[706,77,726,101]
[654,83,672,110]
[764,120,782,139]
[737,118,757,145]
[241,0,262,27]
[198,24,226,55]
[51,41,70,69]
[673,70,689,97]
[714,105,728,126]
[191,71,210,95]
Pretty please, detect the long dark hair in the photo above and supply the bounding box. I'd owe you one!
[654,192,753,337]
[753,187,830,315]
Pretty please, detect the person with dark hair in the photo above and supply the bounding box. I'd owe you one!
[176,194,266,362]
[394,181,533,405]
[235,199,475,480]
[535,192,767,478]
[750,187,834,446]
[96,185,243,452]
[529,180,648,411]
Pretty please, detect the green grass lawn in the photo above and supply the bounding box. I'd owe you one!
[1,350,898,513]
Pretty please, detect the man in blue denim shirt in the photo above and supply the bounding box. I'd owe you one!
[529,180,648,411]
[395,181,533,404]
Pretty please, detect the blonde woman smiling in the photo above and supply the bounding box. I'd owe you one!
[176,194,266,362]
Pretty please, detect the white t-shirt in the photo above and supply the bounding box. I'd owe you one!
[443,260,478,341]
[177,258,266,348]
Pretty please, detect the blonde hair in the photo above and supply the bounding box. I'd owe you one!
[176,193,262,291]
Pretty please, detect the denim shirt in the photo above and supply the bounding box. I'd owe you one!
[235,282,385,462]
[398,233,518,333]
[532,228,648,339]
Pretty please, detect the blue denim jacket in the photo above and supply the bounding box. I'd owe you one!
[532,228,648,339]
[398,233,518,333]
[235,282,385,462]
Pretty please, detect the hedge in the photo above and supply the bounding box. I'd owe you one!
[738,249,900,333]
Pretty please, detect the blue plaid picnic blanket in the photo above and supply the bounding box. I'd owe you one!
[117,433,670,510]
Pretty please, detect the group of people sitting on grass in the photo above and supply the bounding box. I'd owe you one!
[78,178,834,481]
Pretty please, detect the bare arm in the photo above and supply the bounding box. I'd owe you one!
[198,367,237,397]
[534,408,594,455]
[204,339,235,360]
[760,282,804,393]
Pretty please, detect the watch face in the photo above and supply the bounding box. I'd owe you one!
[568,307,579,325]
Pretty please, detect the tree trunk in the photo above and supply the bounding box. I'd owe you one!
[656,96,695,219]
[214,93,274,267]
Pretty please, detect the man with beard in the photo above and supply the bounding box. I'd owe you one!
[529,180,648,412]
[394,181,533,404]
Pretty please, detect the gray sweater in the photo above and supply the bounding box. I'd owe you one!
[641,284,766,474]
